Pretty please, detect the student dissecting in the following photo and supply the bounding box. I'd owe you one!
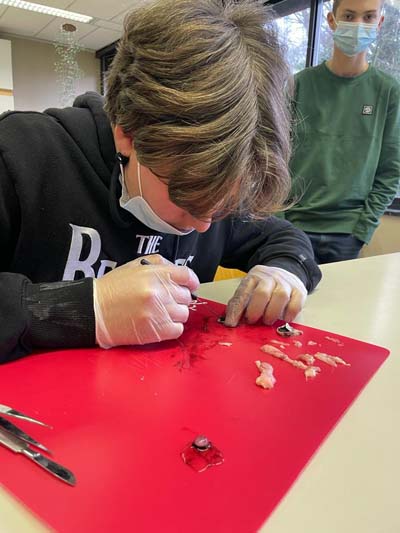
[0,0,321,363]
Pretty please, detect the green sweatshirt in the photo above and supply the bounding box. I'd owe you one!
[284,62,400,243]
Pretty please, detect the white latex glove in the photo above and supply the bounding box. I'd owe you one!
[93,255,199,348]
[224,265,307,328]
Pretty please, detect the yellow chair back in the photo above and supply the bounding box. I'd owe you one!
[214,266,246,281]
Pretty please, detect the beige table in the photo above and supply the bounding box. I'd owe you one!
[200,252,400,533]
[1,253,399,532]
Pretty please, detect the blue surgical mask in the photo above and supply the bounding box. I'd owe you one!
[333,17,378,56]
[119,160,194,236]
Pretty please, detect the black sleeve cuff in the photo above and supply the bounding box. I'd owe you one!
[23,278,95,350]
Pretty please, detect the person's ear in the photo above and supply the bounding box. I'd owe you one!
[377,14,384,30]
[113,125,133,158]
[327,11,336,31]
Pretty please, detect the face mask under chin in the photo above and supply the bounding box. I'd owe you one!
[118,160,195,236]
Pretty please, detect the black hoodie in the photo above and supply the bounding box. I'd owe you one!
[0,92,321,363]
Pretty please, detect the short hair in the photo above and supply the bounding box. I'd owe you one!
[332,0,384,15]
[332,0,341,14]
[105,0,292,220]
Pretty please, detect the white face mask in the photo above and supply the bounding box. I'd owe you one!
[118,160,194,236]
[332,15,378,56]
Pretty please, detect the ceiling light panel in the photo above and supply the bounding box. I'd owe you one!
[0,0,93,23]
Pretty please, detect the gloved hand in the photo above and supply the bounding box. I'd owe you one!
[224,265,307,327]
[93,255,200,348]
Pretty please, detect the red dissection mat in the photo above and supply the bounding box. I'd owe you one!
[0,299,389,532]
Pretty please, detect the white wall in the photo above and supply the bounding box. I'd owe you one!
[0,39,14,113]
[0,35,100,112]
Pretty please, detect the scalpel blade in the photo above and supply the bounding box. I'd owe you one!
[0,405,51,427]
[0,416,51,453]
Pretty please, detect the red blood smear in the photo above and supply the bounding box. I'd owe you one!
[182,442,224,473]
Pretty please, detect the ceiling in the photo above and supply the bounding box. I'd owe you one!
[0,0,147,52]
[3,0,398,53]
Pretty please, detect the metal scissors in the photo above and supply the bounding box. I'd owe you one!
[0,404,52,453]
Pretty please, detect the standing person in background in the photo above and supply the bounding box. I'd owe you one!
[282,0,400,264]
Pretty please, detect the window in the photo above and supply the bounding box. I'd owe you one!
[370,0,400,206]
[275,6,311,73]
[369,0,400,83]
[96,41,118,95]
[318,1,334,63]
